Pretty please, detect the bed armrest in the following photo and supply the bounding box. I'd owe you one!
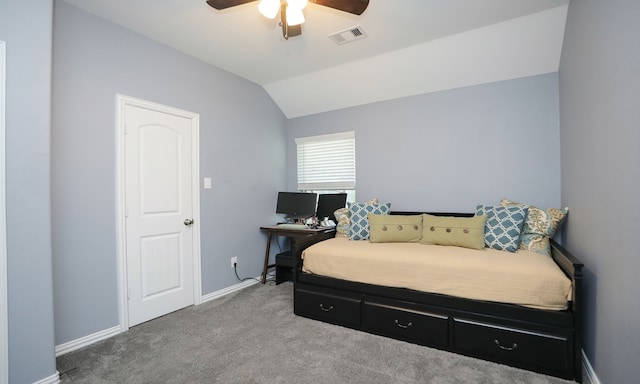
[550,239,583,307]
[292,231,336,281]
[550,239,583,383]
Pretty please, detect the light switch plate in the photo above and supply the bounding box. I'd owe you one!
[204,177,212,190]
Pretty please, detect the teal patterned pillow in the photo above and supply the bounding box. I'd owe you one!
[349,203,391,240]
[475,205,528,252]
[334,198,379,238]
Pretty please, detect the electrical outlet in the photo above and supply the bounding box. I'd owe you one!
[230,256,237,268]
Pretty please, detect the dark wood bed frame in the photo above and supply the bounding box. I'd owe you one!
[292,212,583,382]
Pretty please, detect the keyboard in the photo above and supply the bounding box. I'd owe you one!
[276,223,309,229]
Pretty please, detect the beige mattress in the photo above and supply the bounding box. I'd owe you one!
[302,238,572,311]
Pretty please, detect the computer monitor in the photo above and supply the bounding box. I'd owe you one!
[275,192,318,221]
[315,193,348,223]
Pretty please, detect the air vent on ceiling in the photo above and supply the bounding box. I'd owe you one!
[328,26,368,45]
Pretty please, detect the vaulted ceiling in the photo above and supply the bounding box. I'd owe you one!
[61,0,570,118]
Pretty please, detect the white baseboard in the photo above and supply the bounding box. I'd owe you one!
[54,280,259,358]
[582,349,601,384]
[55,325,121,357]
[32,371,60,384]
[200,278,260,303]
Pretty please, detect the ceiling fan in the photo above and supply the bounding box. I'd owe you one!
[206,0,370,39]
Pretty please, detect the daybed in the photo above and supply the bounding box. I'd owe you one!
[292,210,583,382]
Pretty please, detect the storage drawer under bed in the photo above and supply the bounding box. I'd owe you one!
[364,301,448,347]
[294,287,362,328]
[453,318,573,377]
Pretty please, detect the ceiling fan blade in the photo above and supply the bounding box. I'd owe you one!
[206,0,257,11]
[310,0,369,15]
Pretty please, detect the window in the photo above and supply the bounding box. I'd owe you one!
[295,131,355,199]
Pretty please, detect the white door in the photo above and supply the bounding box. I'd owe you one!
[1,40,8,384]
[124,102,196,327]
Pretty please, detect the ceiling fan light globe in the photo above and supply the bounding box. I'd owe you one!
[288,0,308,10]
[286,7,305,26]
[258,0,280,19]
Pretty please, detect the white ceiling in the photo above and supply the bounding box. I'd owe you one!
[61,0,570,118]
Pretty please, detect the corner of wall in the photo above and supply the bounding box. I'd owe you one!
[582,350,601,384]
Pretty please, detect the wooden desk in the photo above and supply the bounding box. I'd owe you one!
[259,225,335,284]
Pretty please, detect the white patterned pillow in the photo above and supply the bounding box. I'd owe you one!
[500,199,568,256]
[475,205,528,252]
[334,207,351,238]
[349,202,391,240]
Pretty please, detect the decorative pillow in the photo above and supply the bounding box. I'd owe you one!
[369,214,423,243]
[420,214,487,250]
[500,199,569,256]
[334,198,378,238]
[475,205,528,252]
[349,202,391,240]
[334,207,351,238]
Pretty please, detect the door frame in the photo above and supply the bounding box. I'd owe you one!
[115,94,202,331]
[1,39,9,384]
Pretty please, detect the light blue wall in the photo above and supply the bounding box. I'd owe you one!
[559,0,640,383]
[9,1,637,382]
[287,73,562,213]
[52,2,287,346]
[0,1,57,383]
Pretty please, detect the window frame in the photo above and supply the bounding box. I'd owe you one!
[295,131,356,192]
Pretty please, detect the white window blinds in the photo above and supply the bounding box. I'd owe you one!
[296,131,355,191]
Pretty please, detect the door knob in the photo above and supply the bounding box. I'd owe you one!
[184,218,194,226]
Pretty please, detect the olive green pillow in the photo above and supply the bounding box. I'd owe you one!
[368,214,423,243]
[420,214,487,250]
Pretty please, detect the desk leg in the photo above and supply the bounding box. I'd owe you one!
[261,232,273,284]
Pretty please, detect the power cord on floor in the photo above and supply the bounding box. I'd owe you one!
[233,262,275,285]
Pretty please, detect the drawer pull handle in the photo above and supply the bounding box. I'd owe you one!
[494,339,518,351]
[319,304,334,312]
[394,320,413,329]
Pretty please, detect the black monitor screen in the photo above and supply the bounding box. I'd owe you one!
[275,192,318,220]
[316,193,348,222]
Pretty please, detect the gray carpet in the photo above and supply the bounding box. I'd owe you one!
[57,283,575,384]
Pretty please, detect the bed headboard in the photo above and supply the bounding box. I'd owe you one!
[390,211,474,217]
